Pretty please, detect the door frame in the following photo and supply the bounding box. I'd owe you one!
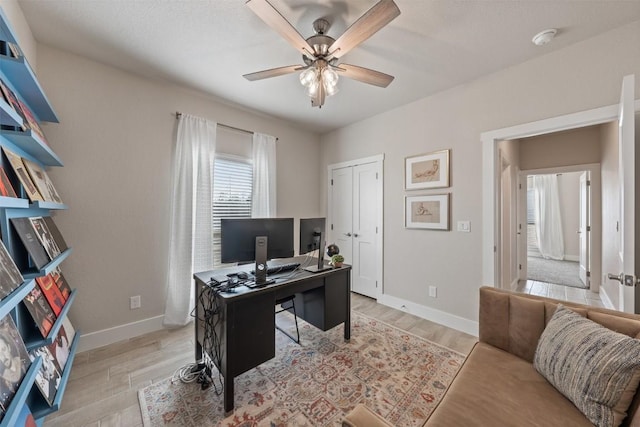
[327,154,384,299]
[482,99,640,288]
[517,164,602,294]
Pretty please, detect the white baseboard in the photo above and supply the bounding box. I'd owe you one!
[599,286,615,310]
[564,255,579,262]
[378,294,479,337]
[77,315,166,353]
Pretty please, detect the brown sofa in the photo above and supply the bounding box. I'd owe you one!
[344,286,640,427]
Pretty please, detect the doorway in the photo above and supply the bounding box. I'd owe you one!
[483,75,638,313]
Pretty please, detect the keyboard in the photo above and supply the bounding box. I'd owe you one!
[250,262,300,275]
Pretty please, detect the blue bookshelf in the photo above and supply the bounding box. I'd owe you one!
[0,5,76,425]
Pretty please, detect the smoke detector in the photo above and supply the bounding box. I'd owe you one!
[532,29,557,46]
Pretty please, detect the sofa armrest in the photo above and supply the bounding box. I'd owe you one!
[342,404,393,427]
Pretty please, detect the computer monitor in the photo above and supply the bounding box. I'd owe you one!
[221,218,294,285]
[299,217,331,273]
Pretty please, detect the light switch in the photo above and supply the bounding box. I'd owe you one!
[457,221,470,232]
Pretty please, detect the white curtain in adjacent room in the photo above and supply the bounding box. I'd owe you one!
[533,174,565,260]
[251,132,277,218]
[164,114,216,327]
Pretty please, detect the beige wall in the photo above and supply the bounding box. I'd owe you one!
[600,120,621,308]
[35,44,322,342]
[519,126,602,171]
[320,20,640,323]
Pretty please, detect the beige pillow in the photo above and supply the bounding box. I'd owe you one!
[534,305,640,427]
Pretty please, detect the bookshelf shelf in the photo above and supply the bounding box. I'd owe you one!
[0,96,23,127]
[0,356,42,427]
[0,195,28,208]
[0,6,76,424]
[0,279,34,321]
[0,129,63,167]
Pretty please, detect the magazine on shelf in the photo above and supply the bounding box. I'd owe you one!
[0,314,31,411]
[0,167,17,198]
[29,345,60,406]
[2,148,43,202]
[35,274,65,316]
[42,217,68,253]
[7,42,22,59]
[29,217,61,260]
[50,267,71,301]
[16,100,48,146]
[22,286,56,338]
[0,78,27,131]
[10,217,50,270]
[62,316,75,342]
[22,159,62,204]
[46,324,71,374]
[0,239,23,300]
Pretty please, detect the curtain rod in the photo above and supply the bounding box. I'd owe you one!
[175,111,277,140]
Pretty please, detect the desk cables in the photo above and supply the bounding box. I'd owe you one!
[173,281,227,393]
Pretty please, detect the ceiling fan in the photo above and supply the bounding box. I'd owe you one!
[243,0,401,108]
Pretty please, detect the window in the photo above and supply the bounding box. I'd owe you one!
[213,155,253,267]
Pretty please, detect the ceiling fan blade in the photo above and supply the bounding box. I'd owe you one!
[243,65,302,81]
[336,64,394,88]
[246,0,315,59]
[329,0,400,59]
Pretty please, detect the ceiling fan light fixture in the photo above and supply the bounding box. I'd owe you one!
[322,67,339,87]
[299,68,318,86]
[305,80,319,97]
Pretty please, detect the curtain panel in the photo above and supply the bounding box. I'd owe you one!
[163,114,216,327]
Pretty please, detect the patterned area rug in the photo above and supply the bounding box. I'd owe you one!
[138,311,465,426]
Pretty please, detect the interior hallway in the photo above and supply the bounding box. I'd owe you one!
[514,280,605,308]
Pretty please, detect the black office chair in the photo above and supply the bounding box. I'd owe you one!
[275,295,300,344]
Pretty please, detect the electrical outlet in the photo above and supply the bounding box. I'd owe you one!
[428,286,437,298]
[130,295,141,309]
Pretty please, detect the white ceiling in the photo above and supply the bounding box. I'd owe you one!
[17,0,640,134]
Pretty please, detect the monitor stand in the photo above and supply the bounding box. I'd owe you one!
[303,232,332,273]
[254,236,275,286]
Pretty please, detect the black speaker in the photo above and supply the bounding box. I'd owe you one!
[254,235,268,285]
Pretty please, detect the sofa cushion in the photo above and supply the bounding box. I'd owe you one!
[426,342,593,426]
[534,305,640,427]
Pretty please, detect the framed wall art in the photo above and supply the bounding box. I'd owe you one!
[405,194,450,230]
[405,149,450,190]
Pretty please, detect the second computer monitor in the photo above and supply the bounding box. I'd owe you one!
[299,217,331,273]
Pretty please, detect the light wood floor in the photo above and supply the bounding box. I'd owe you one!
[514,279,606,308]
[43,293,478,427]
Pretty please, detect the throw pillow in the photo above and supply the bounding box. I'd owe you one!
[534,305,640,427]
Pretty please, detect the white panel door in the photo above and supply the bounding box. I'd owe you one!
[330,167,353,264]
[578,172,589,286]
[351,162,379,297]
[607,74,636,313]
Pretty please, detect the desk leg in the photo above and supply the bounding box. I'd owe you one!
[344,276,351,341]
[224,376,234,415]
[195,280,202,361]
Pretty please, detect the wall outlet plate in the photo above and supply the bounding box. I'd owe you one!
[428,286,437,298]
[130,295,141,309]
[457,221,471,232]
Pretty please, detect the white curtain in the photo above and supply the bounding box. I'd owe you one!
[163,114,216,327]
[533,174,565,260]
[251,132,277,218]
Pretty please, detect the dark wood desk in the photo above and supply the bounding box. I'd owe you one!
[193,258,351,413]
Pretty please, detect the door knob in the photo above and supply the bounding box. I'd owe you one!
[353,233,359,237]
[607,273,624,283]
[608,273,639,287]
[344,233,352,237]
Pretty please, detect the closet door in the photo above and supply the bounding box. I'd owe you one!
[329,157,382,300]
[330,166,353,264]
[351,162,379,297]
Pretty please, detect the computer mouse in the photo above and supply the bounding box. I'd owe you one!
[237,272,249,280]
